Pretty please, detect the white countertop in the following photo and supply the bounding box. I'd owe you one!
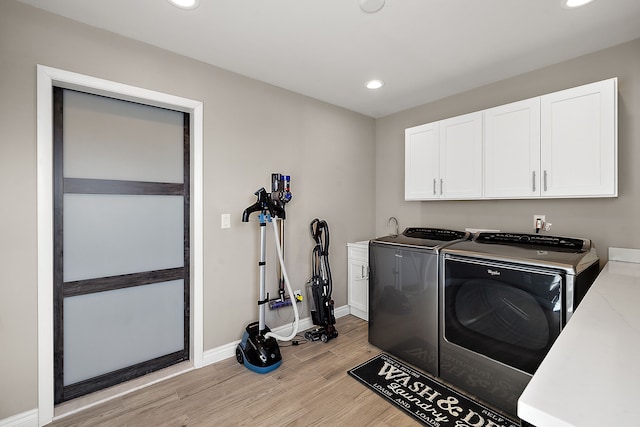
[518,248,640,426]
[347,240,369,248]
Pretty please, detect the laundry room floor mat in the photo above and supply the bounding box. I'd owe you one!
[348,353,519,427]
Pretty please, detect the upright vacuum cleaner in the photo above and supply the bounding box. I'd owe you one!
[236,174,299,374]
[304,219,338,343]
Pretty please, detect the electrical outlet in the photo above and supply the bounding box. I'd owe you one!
[533,214,546,230]
[294,289,303,301]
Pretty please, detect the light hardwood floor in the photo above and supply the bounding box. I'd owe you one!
[49,315,421,426]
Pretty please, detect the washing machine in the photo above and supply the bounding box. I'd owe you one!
[368,227,470,376]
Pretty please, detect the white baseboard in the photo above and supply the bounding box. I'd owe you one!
[0,409,38,427]
[334,304,351,319]
[349,306,368,321]
[202,305,350,366]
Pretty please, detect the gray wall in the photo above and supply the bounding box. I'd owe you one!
[376,38,640,261]
[0,0,374,418]
[2,0,640,421]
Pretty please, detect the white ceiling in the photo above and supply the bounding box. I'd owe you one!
[17,0,640,118]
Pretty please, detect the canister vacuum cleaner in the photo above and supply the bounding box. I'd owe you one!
[236,174,299,374]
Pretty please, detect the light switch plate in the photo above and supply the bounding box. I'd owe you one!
[221,213,231,229]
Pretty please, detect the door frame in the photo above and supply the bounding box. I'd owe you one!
[37,65,204,426]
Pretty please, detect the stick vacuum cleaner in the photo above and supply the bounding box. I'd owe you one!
[236,174,298,374]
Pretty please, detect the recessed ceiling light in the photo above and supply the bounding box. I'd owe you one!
[360,0,385,13]
[561,0,595,9]
[365,80,384,90]
[168,0,199,10]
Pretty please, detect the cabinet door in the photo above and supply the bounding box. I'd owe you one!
[348,258,368,320]
[484,98,541,198]
[405,122,440,200]
[541,78,617,197]
[439,111,483,199]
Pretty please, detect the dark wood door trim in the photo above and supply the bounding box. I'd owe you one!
[64,178,184,195]
[53,87,191,404]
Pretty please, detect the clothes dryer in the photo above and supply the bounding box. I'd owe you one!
[439,232,599,416]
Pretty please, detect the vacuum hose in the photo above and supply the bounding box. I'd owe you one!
[264,218,300,341]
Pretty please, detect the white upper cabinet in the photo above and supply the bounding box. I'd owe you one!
[405,122,440,200]
[439,112,483,199]
[540,78,617,197]
[405,112,482,200]
[484,97,541,198]
[405,78,617,201]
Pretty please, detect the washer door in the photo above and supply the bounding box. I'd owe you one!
[443,257,562,375]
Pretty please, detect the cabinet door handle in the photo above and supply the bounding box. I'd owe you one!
[532,171,536,192]
[440,179,444,195]
[433,178,436,195]
[361,265,364,279]
[543,170,548,192]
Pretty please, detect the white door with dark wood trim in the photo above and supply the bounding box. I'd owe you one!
[53,88,190,403]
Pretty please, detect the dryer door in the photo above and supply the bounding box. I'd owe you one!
[442,256,563,375]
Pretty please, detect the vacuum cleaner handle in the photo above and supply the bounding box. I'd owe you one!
[310,218,330,254]
[310,218,322,244]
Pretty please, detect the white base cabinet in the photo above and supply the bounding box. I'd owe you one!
[347,241,369,321]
